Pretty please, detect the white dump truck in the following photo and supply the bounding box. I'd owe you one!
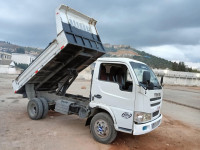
[12,5,163,144]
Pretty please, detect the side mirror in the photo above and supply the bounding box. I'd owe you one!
[143,71,150,84]
[160,76,163,86]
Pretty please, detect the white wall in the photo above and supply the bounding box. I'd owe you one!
[154,69,200,87]
[0,65,22,74]
[11,53,36,65]
[0,52,11,60]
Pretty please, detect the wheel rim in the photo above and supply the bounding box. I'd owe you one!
[29,103,37,116]
[94,119,109,138]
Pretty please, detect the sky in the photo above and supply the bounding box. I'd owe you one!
[0,0,200,68]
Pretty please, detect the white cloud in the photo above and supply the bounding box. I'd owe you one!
[139,45,186,61]
[185,62,200,69]
[138,44,200,68]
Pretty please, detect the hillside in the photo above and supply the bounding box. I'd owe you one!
[0,41,42,56]
[104,44,173,69]
[0,41,173,69]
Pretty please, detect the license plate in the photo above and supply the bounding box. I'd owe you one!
[152,120,160,129]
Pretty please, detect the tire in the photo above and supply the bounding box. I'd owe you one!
[40,98,49,119]
[90,112,117,144]
[27,98,43,120]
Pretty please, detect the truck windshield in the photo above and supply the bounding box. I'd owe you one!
[130,62,161,89]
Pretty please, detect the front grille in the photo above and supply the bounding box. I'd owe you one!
[150,97,161,101]
[153,110,159,117]
[151,102,160,107]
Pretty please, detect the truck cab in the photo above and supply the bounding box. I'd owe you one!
[90,58,162,136]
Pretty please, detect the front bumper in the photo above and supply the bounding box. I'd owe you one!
[133,114,162,135]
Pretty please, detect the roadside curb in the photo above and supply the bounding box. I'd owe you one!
[164,88,200,94]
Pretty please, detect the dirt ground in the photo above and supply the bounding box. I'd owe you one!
[0,74,200,150]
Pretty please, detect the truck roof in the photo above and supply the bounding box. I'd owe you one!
[97,57,146,65]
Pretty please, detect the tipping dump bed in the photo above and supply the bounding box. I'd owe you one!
[12,5,105,94]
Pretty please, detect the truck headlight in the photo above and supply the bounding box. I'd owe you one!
[134,111,152,123]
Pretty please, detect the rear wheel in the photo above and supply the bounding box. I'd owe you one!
[90,112,117,144]
[40,98,49,119]
[27,98,43,120]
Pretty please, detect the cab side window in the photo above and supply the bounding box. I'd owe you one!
[99,63,133,92]
[99,65,107,81]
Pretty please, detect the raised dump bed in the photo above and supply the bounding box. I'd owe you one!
[12,5,105,94]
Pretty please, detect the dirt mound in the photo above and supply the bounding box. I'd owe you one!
[110,116,200,150]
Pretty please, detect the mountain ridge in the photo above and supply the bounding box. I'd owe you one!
[103,44,173,69]
[0,41,194,71]
[0,41,42,56]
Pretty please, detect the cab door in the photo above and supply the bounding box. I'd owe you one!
[91,62,135,130]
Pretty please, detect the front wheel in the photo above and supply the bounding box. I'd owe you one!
[90,112,117,144]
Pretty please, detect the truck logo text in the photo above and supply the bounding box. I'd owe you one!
[122,112,132,119]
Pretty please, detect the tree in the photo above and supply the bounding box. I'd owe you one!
[178,62,186,71]
[14,62,28,70]
[16,47,25,54]
[172,62,178,71]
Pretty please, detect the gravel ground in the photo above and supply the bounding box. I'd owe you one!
[163,85,200,109]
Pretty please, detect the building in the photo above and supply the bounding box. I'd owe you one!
[103,44,131,49]
[103,43,112,48]
[11,53,36,65]
[0,52,12,65]
[108,50,139,57]
[0,52,11,60]
[113,45,130,49]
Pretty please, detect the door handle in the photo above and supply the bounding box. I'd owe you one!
[94,94,102,99]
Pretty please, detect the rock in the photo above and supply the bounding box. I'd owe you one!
[81,86,86,89]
